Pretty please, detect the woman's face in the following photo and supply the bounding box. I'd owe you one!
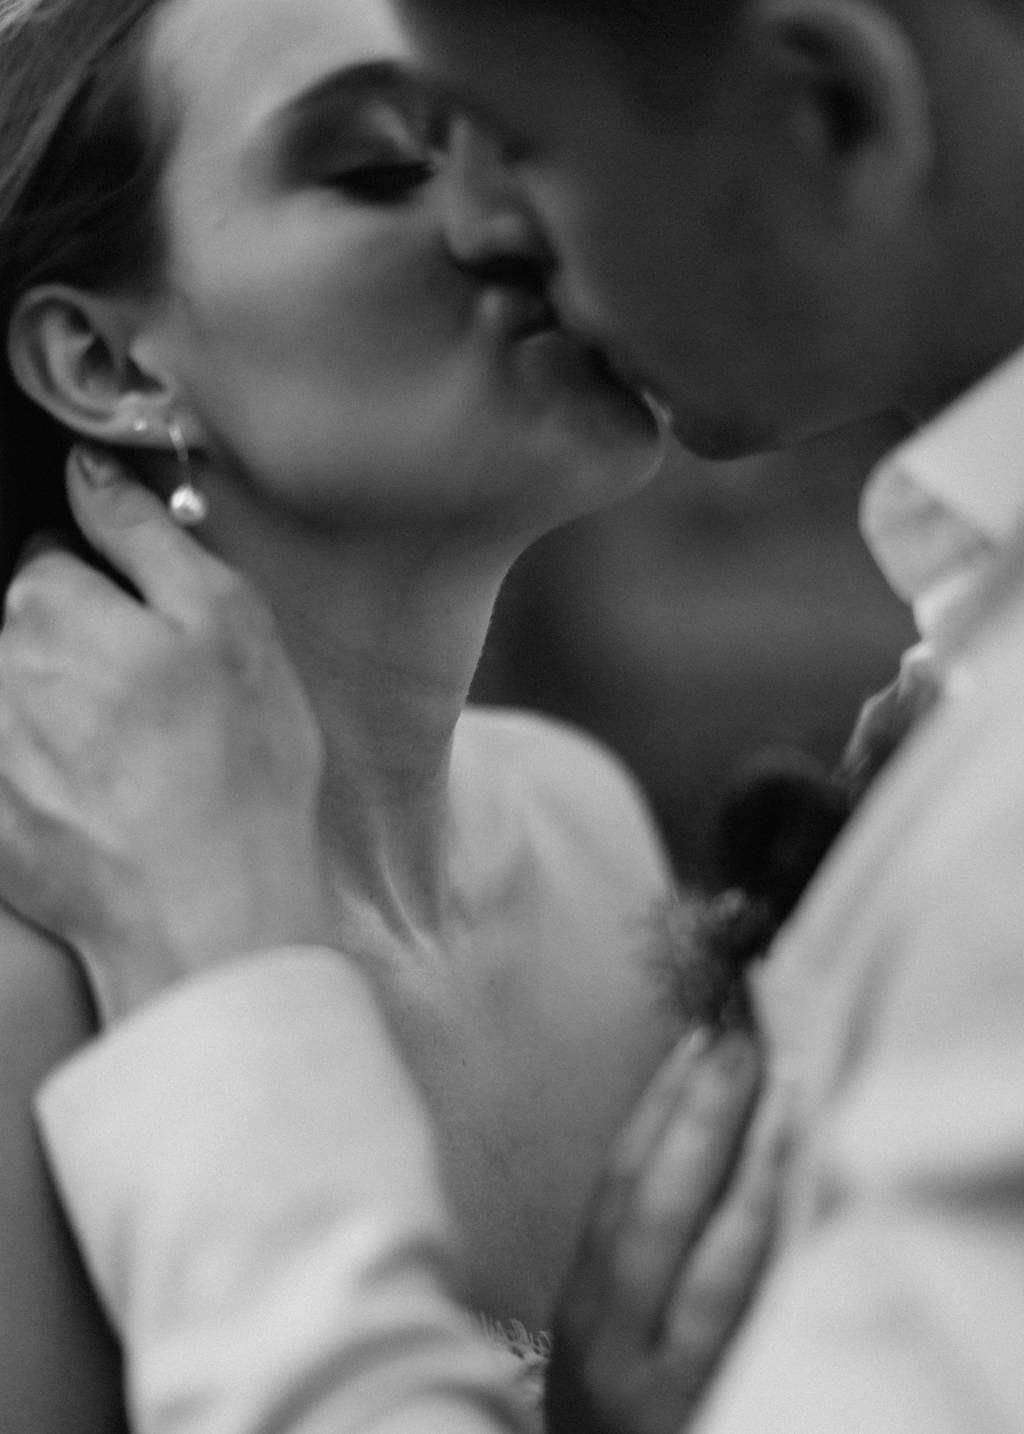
[141,0,661,538]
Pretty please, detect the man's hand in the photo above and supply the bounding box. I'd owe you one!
[546,1025,786,1434]
[0,446,331,1021]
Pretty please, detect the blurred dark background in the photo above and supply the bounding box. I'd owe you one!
[471,416,916,886]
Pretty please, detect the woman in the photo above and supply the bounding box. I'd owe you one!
[0,0,704,1426]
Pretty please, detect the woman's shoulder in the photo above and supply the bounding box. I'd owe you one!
[459,702,629,771]
[457,705,674,889]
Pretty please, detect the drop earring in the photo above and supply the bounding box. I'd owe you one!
[167,417,208,527]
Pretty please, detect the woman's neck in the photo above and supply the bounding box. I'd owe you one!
[197,478,516,949]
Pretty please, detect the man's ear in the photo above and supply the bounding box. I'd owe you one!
[749,0,934,227]
[6,283,179,444]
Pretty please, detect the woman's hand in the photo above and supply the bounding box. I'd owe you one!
[545,1025,786,1434]
[0,446,332,1021]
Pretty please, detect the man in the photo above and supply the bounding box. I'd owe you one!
[3,0,1024,1429]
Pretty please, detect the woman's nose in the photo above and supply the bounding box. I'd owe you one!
[443,119,553,281]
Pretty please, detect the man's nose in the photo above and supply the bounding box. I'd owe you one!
[443,119,553,282]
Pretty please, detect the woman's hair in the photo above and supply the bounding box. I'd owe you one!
[0,0,172,589]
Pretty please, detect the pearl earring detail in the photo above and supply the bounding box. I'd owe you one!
[167,418,208,527]
[131,417,149,437]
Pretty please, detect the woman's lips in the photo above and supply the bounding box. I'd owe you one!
[521,294,678,426]
[481,289,639,393]
[481,286,561,342]
[514,324,614,387]
[572,338,676,426]
[479,288,661,422]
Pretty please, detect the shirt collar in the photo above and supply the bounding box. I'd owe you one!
[860,345,1024,644]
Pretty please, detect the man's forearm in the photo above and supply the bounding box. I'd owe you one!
[35,951,531,1434]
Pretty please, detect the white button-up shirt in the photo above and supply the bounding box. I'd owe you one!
[862,345,1024,649]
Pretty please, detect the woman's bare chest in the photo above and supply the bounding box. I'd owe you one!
[369,937,617,1327]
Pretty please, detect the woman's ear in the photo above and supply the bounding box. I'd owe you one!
[749,0,935,227]
[6,283,177,444]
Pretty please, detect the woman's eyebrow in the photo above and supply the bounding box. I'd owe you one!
[270,59,445,173]
[280,60,426,126]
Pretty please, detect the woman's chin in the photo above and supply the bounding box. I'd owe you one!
[547,387,668,502]
[498,412,665,534]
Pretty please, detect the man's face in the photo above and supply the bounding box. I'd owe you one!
[394,1,909,458]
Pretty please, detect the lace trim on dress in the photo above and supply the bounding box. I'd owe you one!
[477,1315,550,1431]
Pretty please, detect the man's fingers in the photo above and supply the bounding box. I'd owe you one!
[561,1029,720,1325]
[65,445,233,629]
[9,529,68,580]
[1,547,171,780]
[601,1030,762,1344]
[549,1041,785,1434]
[4,543,152,651]
[659,1089,788,1362]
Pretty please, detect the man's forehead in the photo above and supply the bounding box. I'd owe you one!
[390,3,632,149]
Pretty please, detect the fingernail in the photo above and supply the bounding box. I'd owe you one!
[72,444,121,489]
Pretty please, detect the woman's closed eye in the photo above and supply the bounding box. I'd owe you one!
[282,88,450,206]
[327,155,438,203]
